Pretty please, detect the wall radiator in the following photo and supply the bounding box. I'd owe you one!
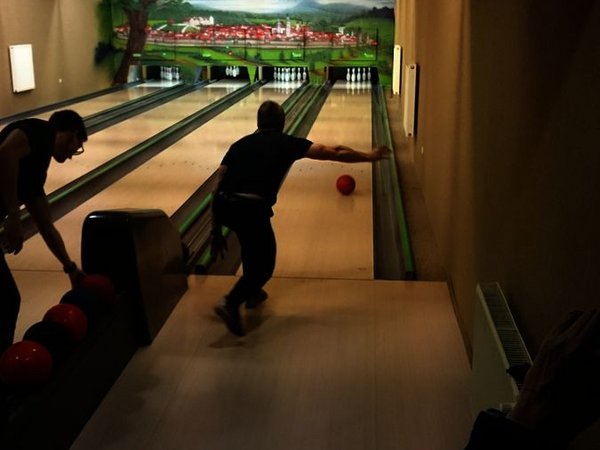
[470,282,532,415]
[392,45,402,95]
[402,63,418,137]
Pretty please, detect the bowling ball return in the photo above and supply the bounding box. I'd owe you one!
[0,209,188,450]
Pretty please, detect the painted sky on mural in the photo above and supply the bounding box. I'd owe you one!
[188,0,394,13]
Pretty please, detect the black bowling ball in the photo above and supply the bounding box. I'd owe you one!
[60,287,106,327]
[23,321,74,363]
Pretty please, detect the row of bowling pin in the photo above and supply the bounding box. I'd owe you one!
[160,66,181,81]
[225,66,240,77]
[346,67,371,82]
[274,67,307,82]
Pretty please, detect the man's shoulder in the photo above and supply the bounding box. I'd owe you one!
[9,118,48,128]
[235,133,259,144]
[230,132,311,153]
[2,118,49,137]
[230,132,264,147]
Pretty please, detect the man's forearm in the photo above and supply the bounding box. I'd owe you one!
[333,145,375,163]
[38,224,73,268]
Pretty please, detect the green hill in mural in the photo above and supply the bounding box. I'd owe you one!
[186,0,371,16]
[287,1,369,14]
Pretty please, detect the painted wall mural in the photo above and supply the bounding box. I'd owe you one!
[107,0,395,85]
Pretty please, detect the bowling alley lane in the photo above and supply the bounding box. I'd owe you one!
[71,275,473,450]
[43,80,247,194]
[34,82,167,121]
[10,80,301,340]
[273,80,374,280]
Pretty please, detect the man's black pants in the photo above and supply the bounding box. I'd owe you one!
[213,193,276,307]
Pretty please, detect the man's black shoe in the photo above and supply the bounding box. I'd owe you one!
[214,301,245,336]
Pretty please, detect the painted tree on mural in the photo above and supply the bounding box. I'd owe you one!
[110,0,184,84]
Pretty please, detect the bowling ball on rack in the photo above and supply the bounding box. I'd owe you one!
[0,341,53,387]
[43,304,88,343]
[78,274,117,306]
[23,321,74,363]
[336,174,356,195]
[60,287,105,327]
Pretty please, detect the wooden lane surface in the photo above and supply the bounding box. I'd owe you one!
[10,81,302,339]
[71,274,474,450]
[272,80,374,280]
[34,83,164,121]
[43,80,247,194]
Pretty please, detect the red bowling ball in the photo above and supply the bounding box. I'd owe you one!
[43,304,88,342]
[78,274,117,305]
[336,174,356,195]
[0,341,53,386]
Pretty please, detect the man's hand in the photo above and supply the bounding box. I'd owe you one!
[371,145,391,161]
[507,309,600,443]
[1,214,24,254]
[69,266,86,288]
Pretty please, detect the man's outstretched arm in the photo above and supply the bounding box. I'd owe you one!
[304,143,390,163]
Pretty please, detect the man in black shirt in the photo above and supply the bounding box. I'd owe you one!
[0,110,87,353]
[211,100,389,336]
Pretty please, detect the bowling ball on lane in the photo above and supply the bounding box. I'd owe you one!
[336,174,356,195]
[23,321,74,363]
[0,341,53,387]
[43,304,88,343]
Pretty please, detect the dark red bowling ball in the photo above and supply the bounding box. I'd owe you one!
[0,341,53,387]
[78,274,117,305]
[336,174,356,195]
[43,304,88,342]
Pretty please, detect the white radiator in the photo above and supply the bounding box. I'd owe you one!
[9,44,36,93]
[402,63,418,137]
[392,45,402,95]
[470,282,532,415]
